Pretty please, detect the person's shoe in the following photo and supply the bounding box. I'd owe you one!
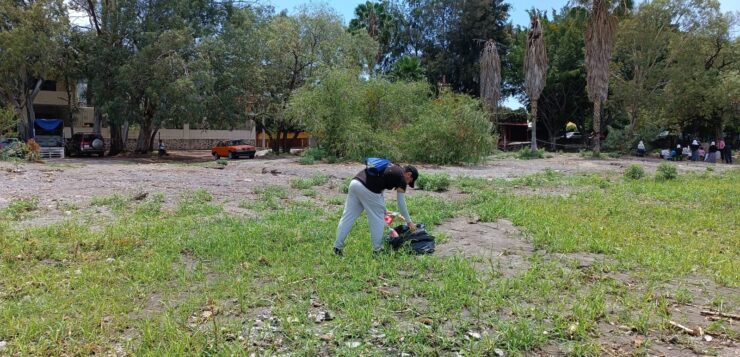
[333,247,343,256]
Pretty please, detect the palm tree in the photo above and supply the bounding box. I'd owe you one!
[349,1,393,68]
[480,40,501,116]
[390,55,425,82]
[584,0,620,154]
[524,13,548,152]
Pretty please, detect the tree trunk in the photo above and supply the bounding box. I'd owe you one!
[148,128,159,152]
[626,105,638,143]
[271,136,280,155]
[547,128,556,151]
[108,120,125,156]
[530,100,538,151]
[593,100,601,154]
[26,100,36,140]
[281,129,297,154]
[24,79,43,140]
[93,107,103,135]
[17,105,29,141]
[135,117,153,154]
[64,76,75,129]
[122,120,130,143]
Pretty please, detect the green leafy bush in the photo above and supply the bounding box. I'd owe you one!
[288,69,492,164]
[655,163,678,181]
[298,155,315,165]
[624,164,645,180]
[404,94,493,164]
[415,173,451,192]
[303,148,326,161]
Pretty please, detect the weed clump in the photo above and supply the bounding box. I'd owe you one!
[517,148,545,160]
[655,163,678,181]
[624,164,645,180]
[415,173,451,192]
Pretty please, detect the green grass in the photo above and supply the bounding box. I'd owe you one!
[415,173,451,192]
[0,169,738,355]
[1,197,39,220]
[289,173,329,189]
[90,194,129,212]
[517,148,545,160]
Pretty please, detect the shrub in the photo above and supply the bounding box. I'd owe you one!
[288,69,493,164]
[298,155,315,165]
[655,163,678,181]
[517,148,545,160]
[404,93,493,164]
[0,107,16,137]
[303,148,326,161]
[415,173,451,192]
[624,164,645,180]
[217,159,228,166]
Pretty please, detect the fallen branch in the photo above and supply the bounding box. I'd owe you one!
[701,310,740,321]
[668,320,702,336]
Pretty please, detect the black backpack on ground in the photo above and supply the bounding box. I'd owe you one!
[386,224,435,254]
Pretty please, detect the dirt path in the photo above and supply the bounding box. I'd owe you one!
[2,151,732,214]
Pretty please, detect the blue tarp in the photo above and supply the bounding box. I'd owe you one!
[34,119,63,131]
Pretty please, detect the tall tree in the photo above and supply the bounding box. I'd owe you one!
[662,0,739,139]
[254,6,377,154]
[612,0,679,144]
[524,13,548,151]
[583,0,625,153]
[480,40,502,116]
[71,0,142,155]
[395,0,511,95]
[348,1,394,70]
[72,0,226,154]
[0,0,67,140]
[505,7,590,149]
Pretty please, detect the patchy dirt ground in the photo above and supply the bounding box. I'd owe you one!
[435,215,739,356]
[1,150,732,214]
[2,151,738,355]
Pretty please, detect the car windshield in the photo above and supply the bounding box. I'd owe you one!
[230,140,246,145]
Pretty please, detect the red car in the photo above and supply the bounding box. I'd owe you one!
[211,140,256,159]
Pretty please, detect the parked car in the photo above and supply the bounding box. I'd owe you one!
[0,137,20,149]
[211,140,256,159]
[66,133,105,157]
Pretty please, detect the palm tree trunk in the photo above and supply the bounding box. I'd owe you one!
[593,100,601,154]
[531,100,538,151]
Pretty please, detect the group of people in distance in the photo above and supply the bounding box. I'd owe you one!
[640,138,733,164]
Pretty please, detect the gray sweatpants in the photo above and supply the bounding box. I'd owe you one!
[334,179,386,251]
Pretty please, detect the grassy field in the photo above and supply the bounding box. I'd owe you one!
[0,167,738,355]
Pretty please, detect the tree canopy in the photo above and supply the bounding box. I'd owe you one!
[0,0,738,158]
